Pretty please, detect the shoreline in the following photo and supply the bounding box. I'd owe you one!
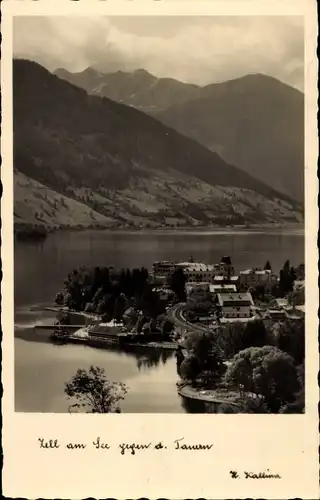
[15,326,179,352]
[15,222,305,239]
[178,384,240,408]
[16,306,180,352]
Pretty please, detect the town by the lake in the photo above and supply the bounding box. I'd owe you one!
[15,235,305,414]
[12,16,306,416]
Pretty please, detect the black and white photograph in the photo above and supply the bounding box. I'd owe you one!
[13,14,306,415]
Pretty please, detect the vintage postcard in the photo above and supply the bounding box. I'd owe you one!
[2,0,318,498]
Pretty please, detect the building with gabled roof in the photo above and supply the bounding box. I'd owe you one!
[217,292,254,320]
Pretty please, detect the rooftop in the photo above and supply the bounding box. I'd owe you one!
[240,268,272,275]
[294,280,305,289]
[217,292,254,306]
[220,316,256,323]
[153,260,175,266]
[265,309,287,317]
[275,298,289,307]
[185,263,217,272]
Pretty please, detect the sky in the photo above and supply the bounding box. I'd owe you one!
[13,16,304,90]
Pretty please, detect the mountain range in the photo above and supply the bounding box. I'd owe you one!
[55,67,304,202]
[14,59,303,231]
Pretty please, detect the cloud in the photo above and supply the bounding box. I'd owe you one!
[13,16,304,90]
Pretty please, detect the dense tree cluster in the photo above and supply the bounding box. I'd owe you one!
[15,223,48,241]
[216,318,305,413]
[55,265,166,321]
[215,317,305,364]
[219,394,271,414]
[271,318,305,365]
[177,316,305,413]
[185,291,213,318]
[223,346,300,412]
[215,319,273,359]
[280,363,304,413]
[180,331,225,388]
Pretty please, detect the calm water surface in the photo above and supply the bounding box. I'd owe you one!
[14,229,304,413]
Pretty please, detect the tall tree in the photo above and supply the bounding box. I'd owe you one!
[168,268,187,301]
[279,260,297,296]
[183,331,225,387]
[264,260,272,271]
[65,366,127,413]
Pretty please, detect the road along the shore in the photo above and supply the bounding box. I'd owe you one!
[167,303,215,335]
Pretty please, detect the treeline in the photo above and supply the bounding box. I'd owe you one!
[216,317,304,365]
[14,223,48,241]
[55,265,166,321]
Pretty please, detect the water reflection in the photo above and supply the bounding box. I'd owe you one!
[180,396,218,413]
[135,348,173,370]
[105,343,174,370]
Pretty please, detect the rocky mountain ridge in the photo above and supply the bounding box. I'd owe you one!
[55,66,304,202]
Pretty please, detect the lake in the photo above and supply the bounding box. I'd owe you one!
[14,228,304,413]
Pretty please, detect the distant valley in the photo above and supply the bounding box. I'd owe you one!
[55,66,304,202]
[14,59,303,233]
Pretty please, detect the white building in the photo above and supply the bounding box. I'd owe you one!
[217,292,254,320]
[182,263,219,283]
[213,275,239,287]
[153,260,192,280]
[239,268,278,291]
[152,260,176,279]
[152,256,235,284]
